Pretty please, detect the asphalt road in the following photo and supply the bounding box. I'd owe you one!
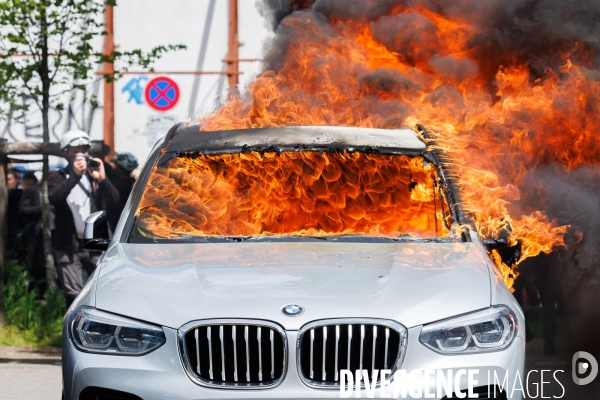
[0,346,62,400]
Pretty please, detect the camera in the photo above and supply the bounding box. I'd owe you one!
[75,153,100,171]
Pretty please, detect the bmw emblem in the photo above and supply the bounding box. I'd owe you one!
[282,304,304,317]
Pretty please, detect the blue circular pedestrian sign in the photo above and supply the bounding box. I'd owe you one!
[144,76,180,111]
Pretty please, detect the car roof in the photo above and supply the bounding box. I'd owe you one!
[165,125,427,155]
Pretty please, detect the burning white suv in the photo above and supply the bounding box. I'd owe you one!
[63,125,524,400]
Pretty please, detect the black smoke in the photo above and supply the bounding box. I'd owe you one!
[258,0,600,81]
[252,0,600,373]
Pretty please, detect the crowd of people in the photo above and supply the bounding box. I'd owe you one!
[5,130,139,307]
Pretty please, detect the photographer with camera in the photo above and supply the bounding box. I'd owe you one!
[48,130,119,307]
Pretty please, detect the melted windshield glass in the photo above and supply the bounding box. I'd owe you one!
[131,151,453,240]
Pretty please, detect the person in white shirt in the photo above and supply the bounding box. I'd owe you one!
[48,130,119,307]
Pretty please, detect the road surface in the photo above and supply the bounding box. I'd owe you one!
[0,345,62,400]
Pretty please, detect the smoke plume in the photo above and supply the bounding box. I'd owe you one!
[201,0,600,357]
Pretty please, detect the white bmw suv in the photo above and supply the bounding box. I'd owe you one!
[63,125,524,400]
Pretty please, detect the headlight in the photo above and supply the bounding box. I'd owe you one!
[419,306,517,354]
[69,307,166,355]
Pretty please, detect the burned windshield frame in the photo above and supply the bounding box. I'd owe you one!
[128,232,457,244]
[415,124,470,242]
[122,125,470,244]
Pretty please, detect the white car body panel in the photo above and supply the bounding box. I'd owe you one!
[93,242,491,331]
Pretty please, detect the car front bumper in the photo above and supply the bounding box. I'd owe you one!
[63,326,525,400]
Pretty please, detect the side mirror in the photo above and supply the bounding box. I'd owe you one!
[84,211,110,251]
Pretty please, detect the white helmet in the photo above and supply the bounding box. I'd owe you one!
[60,130,90,151]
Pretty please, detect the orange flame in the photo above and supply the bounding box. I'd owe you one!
[186,7,600,288]
[137,152,451,239]
[137,5,600,289]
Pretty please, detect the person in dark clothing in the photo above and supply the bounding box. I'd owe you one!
[536,251,563,355]
[107,152,139,231]
[48,130,119,307]
[18,179,47,292]
[6,168,19,190]
[6,168,24,259]
[21,171,38,188]
[517,251,563,355]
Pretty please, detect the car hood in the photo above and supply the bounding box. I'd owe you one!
[94,242,492,330]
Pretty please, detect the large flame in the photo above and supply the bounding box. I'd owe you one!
[187,3,600,288]
[137,2,600,290]
[137,151,452,238]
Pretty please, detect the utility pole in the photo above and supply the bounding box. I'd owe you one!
[103,2,115,158]
[227,0,239,97]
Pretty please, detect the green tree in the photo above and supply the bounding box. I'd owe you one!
[0,0,184,293]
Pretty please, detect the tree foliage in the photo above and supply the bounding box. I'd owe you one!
[0,0,185,119]
[0,0,185,300]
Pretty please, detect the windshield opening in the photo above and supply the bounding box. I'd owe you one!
[130,150,454,241]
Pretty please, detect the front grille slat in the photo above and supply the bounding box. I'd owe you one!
[371,325,377,375]
[207,327,214,380]
[334,325,339,382]
[219,326,226,381]
[298,319,407,389]
[194,328,201,375]
[244,326,250,382]
[309,329,314,379]
[270,329,275,380]
[233,325,238,382]
[347,325,352,371]
[181,320,286,389]
[322,326,327,381]
[359,325,365,372]
[257,327,263,382]
[384,328,389,369]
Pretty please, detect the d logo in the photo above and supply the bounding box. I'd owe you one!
[572,351,598,385]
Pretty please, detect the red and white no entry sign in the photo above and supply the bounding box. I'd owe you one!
[144,77,180,111]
